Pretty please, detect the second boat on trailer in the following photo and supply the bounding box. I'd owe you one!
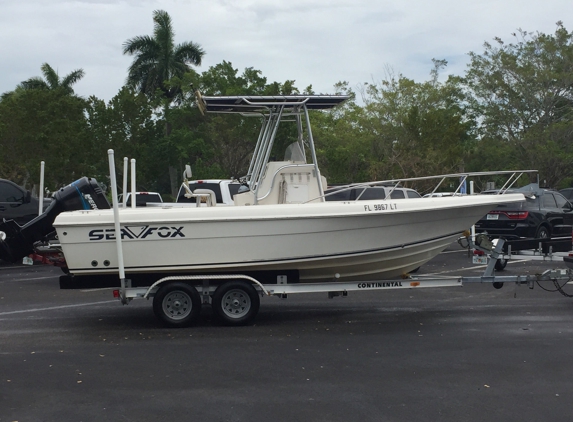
[49,94,533,326]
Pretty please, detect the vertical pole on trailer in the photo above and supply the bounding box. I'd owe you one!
[130,159,136,209]
[470,181,475,242]
[302,104,324,200]
[108,150,127,302]
[38,161,45,215]
[122,157,128,208]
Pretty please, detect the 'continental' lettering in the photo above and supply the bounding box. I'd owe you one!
[357,281,403,289]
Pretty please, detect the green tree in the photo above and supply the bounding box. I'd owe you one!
[0,89,89,189]
[84,88,163,192]
[123,9,205,194]
[19,63,85,95]
[313,65,475,188]
[465,22,573,187]
[122,9,204,103]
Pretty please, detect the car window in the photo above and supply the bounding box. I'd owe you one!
[407,191,421,198]
[560,189,573,200]
[0,182,24,203]
[356,188,387,200]
[324,188,351,201]
[521,197,539,210]
[554,192,570,209]
[228,183,241,199]
[542,193,557,208]
[127,194,162,206]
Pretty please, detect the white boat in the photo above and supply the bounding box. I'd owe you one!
[53,193,523,281]
[50,95,529,282]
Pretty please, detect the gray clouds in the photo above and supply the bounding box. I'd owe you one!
[0,0,567,100]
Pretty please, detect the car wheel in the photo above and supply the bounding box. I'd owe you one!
[535,226,550,239]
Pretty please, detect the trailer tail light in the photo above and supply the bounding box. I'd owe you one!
[113,289,120,298]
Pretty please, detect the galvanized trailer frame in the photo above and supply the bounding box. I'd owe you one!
[108,226,572,327]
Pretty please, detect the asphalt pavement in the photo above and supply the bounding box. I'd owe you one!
[1,244,573,422]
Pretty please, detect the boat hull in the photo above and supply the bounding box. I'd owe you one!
[53,194,524,282]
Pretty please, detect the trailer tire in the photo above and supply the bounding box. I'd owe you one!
[153,282,201,328]
[212,281,260,326]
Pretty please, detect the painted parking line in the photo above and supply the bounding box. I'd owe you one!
[0,275,58,283]
[0,300,116,316]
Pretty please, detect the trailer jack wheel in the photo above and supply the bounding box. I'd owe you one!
[495,257,507,271]
[212,281,260,326]
[153,282,201,328]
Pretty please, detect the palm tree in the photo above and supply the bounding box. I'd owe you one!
[19,63,85,95]
[122,9,205,102]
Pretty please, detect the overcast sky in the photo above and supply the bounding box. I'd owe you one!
[0,0,568,101]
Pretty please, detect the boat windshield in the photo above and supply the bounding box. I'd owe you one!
[284,142,305,162]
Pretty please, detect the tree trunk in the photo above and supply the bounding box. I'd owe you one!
[169,166,179,198]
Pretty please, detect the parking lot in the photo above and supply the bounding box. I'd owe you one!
[1,244,573,422]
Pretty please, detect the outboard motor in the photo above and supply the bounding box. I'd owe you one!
[0,177,110,263]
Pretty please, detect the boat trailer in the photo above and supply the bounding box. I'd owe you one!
[107,229,573,328]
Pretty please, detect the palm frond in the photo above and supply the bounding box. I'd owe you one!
[40,63,60,89]
[123,35,156,55]
[19,77,49,90]
[61,69,85,90]
[174,42,205,66]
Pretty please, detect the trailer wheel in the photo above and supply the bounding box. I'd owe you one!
[153,282,201,328]
[212,281,260,326]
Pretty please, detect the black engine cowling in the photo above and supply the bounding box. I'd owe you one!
[0,177,110,263]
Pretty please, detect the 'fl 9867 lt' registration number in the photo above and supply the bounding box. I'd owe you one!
[364,203,397,211]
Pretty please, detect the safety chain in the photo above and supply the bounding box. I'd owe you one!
[552,278,573,298]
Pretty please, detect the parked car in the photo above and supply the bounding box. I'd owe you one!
[118,192,163,207]
[0,178,51,225]
[423,192,464,198]
[475,184,573,240]
[324,185,422,201]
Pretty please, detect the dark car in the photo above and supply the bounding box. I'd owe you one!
[475,184,573,241]
[0,178,50,225]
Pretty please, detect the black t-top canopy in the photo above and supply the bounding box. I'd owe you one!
[198,94,350,114]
